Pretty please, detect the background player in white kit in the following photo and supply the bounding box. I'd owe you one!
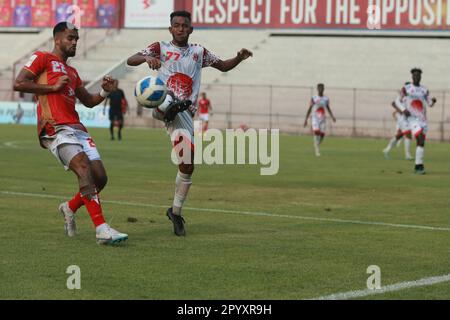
[383,83,413,160]
[127,11,253,236]
[393,68,436,174]
[304,83,336,156]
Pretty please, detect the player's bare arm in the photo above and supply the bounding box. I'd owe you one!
[391,101,403,114]
[76,75,115,108]
[127,53,161,70]
[327,104,336,122]
[14,69,69,94]
[212,49,253,72]
[392,110,398,120]
[304,104,313,127]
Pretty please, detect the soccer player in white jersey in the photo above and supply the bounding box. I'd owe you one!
[304,83,336,156]
[392,69,436,174]
[383,83,413,160]
[126,11,253,236]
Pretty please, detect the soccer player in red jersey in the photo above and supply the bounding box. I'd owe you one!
[197,92,213,132]
[13,22,128,245]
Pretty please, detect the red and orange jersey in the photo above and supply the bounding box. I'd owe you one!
[24,51,84,136]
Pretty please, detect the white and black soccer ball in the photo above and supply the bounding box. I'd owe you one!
[134,76,167,108]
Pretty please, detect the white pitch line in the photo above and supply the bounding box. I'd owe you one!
[2,190,450,232]
[311,273,450,300]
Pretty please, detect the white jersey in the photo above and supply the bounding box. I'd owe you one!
[140,41,220,115]
[399,83,431,123]
[311,95,329,122]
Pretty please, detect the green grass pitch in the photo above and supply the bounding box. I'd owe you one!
[1,123,450,299]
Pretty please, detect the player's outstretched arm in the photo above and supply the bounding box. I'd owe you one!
[127,53,161,70]
[14,69,69,94]
[76,75,115,108]
[327,105,336,122]
[304,105,313,127]
[212,49,253,72]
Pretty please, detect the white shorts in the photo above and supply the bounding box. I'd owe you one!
[409,119,428,138]
[199,113,209,122]
[395,114,411,134]
[312,119,326,135]
[168,110,194,150]
[40,125,101,170]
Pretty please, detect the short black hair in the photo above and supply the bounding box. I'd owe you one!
[53,21,78,37]
[170,11,191,23]
[317,83,324,87]
[411,68,422,74]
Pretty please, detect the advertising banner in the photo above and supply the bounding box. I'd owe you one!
[124,0,174,28]
[186,0,450,31]
[0,101,110,128]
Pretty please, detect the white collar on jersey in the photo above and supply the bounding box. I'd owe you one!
[170,41,189,49]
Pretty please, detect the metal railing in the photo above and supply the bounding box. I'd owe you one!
[117,82,450,141]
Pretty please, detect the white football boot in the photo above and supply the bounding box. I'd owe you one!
[59,202,77,237]
[96,223,128,245]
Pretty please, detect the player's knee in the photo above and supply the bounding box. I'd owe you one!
[179,163,194,174]
[417,135,425,146]
[96,174,108,191]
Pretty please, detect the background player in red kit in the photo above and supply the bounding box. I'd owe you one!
[13,22,128,245]
[197,92,213,132]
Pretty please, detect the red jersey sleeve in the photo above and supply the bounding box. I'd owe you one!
[202,47,220,68]
[140,42,161,58]
[23,51,47,76]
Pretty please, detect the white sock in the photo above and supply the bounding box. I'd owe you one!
[152,94,174,121]
[385,137,397,152]
[415,146,424,165]
[173,171,192,215]
[314,135,321,146]
[404,138,412,158]
[314,136,320,153]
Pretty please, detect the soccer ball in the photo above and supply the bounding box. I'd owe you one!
[134,76,167,108]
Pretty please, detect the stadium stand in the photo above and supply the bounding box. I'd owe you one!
[2,28,450,139]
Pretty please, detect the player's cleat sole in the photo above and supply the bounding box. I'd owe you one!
[163,100,192,123]
[59,202,77,237]
[166,207,186,236]
[96,235,128,245]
